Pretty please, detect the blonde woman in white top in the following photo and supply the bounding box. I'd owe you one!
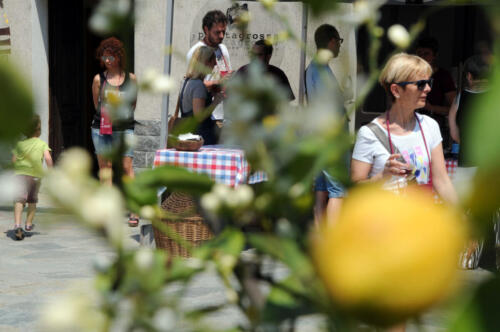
[351,53,457,204]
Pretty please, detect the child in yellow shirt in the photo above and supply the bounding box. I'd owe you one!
[12,115,53,240]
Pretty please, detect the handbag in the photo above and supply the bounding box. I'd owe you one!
[167,79,189,147]
[98,73,113,135]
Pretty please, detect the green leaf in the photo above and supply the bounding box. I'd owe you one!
[247,234,314,280]
[448,277,500,331]
[0,61,34,144]
[194,228,245,260]
[468,60,500,168]
[301,0,340,17]
[123,165,214,207]
[261,275,317,323]
[166,257,204,282]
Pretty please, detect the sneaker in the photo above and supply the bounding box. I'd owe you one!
[15,227,25,241]
[25,224,34,232]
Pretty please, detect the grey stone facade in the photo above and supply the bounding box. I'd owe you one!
[133,120,162,171]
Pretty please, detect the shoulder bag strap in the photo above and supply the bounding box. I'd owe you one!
[172,78,190,121]
[366,122,405,163]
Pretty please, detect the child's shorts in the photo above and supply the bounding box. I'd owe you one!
[15,175,41,204]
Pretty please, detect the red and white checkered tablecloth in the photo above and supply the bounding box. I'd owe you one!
[153,147,267,187]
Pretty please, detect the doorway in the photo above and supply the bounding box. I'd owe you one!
[48,0,134,169]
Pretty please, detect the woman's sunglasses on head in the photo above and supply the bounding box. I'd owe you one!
[101,55,115,62]
[395,78,434,91]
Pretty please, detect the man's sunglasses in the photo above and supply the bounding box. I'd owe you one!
[101,55,115,62]
[395,78,433,91]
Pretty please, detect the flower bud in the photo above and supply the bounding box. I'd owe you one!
[388,24,410,49]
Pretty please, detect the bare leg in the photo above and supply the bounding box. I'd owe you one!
[314,191,328,227]
[123,156,139,226]
[25,203,36,228]
[14,202,24,228]
[326,197,343,226]
[96,155,112,186]
[122,156,134,179]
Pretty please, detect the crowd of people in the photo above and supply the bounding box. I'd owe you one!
[10,9,493,253]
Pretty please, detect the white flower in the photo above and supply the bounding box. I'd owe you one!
[41,282,106,331]
[151,75,176,94]
[223,193,240,209]
[89,13,111,34]
[234,185,254,207]
[140,205,156,219]
[44,170,88,210]
[212,183,232,200]
[135,248,154,271]
[98,168,113,183]
[152,308,177,331]
[93,254,114,272]
[143,68,159,83]
[201,192,221,212]
[58,148,92,178]
[218,254,237,272]
[80,186,126,247]
[0,171,23,204]
[225,289,238,303]
[316,49,333,65]
[289,183,305,198]
[388,24,410,49]
[142,68,176,94]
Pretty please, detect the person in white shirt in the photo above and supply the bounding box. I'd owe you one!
[186,10,232,123]
[351,53,457,204]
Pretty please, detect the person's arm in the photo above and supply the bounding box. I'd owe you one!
[448,94,460,143]
[430,143,458,204]
[192,93,224,120]
[92,74,101,110]
[129,72,137,110]
[425,90,457,116]
[351,154,409,183]
[44,149,53,168]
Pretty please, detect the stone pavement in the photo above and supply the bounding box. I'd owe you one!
[0,192,495,331]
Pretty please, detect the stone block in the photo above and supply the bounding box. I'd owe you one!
[135,120,162,136]
[135,135,160,152]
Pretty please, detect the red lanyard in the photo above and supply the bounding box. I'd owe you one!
[385,112,432,184]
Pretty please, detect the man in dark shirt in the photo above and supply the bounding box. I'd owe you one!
[415,37,457,150]
[237,39,295,102]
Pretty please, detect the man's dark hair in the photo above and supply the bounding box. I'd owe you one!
[464,55,490,81]
[255,39,273,56]
[416,37,439,55]
[202,10,228,31]
[314,24,339,49]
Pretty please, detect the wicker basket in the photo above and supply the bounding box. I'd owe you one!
[154,192,213,258]
[174,138,204,151]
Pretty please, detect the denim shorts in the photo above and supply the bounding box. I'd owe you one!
[91,128,134,157]
[314,170,346,198]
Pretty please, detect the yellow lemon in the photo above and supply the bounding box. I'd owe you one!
[311,185,466,325]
